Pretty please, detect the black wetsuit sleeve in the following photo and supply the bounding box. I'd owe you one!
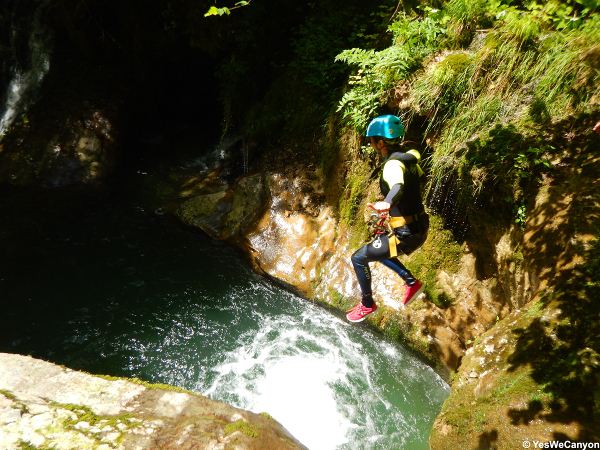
[384,183,404,205]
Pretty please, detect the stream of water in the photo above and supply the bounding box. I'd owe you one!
[0,0,53,138]
[0,142,449,449]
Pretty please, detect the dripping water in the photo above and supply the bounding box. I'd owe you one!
[426,171,471,242]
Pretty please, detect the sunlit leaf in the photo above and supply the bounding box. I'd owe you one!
[204,6,219,17]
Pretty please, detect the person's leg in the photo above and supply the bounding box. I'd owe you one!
[351,235,394,308]
[350,245,373,307]
[380,257,423,305]
[347,242,379,321]
[379,258,416,284]
[390,214,429,305]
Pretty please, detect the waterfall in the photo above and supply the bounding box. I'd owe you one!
[0,0,53,138]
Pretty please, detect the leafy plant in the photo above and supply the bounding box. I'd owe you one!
[389,8,449,47]
[527,0,600,30]
[335,9,448,131]
[335,46,417,130]
[512,200,527,229]
[443,0,497,47]
[410,52,473,126]
[414,7,598,224]
[205,1,251,17]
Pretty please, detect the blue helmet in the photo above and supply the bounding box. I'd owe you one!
[366,115,404,139]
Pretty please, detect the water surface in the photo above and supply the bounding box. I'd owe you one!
[0,149,449,450]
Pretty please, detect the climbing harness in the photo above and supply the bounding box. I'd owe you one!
[369,211,388,249]
[388,214,419,258]
[369,212,422,258]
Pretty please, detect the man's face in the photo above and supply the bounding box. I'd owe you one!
[369,137,377,152]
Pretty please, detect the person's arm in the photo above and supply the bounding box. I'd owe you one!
[368,160,405,213]
[383,183,403,205]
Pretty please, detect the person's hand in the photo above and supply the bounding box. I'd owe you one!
[367,202,391,213]
[594,122,600,133]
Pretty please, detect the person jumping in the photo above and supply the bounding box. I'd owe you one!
[346,115,429,323]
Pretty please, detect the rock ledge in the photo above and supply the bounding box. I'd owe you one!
[0,353,308,450]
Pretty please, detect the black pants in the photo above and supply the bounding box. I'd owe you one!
[351,213,429,296]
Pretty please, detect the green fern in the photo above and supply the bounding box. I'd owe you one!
[333,0,599,230]
[335,10,448,131]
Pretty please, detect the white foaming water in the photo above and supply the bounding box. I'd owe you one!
[201,306,449,450]
[204,316,355,449]
[183,134,242,172]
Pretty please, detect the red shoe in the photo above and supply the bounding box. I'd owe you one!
[346,301,378,323]
[403,280,424,306]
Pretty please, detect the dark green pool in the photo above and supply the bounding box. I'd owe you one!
[0,148,449,449]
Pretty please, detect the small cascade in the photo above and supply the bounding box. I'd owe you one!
[0,0,53,138]
[181,134,242,173]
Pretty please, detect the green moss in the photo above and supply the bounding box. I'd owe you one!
[326,289,355,311]
[0,389,17,401]
[439,53,471,75]
[18,440,51,450]
[404,213,463,308]
[224,420,260,438]
[339,157,371,229]
[95,374,202,396]
[473,410,488,432]
[470,335,484,347]
[523,300,544,319]
[177,192,227,225]
[380,312,402,341]
[492,371,532,399]
[50,401,135,433]
[441,404,473,435]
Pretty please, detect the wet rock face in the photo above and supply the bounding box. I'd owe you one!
[429,147,600,449]
[238,168,335,294]
[175,164,336,295]
[0,353,308,450]
[173,161,499,371]
[177,173,267,240]
[246,204,336,293]
[40,110,120,187]
[172,153,572,376]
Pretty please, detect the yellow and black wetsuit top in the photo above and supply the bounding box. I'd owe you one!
[379,149,424,218]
